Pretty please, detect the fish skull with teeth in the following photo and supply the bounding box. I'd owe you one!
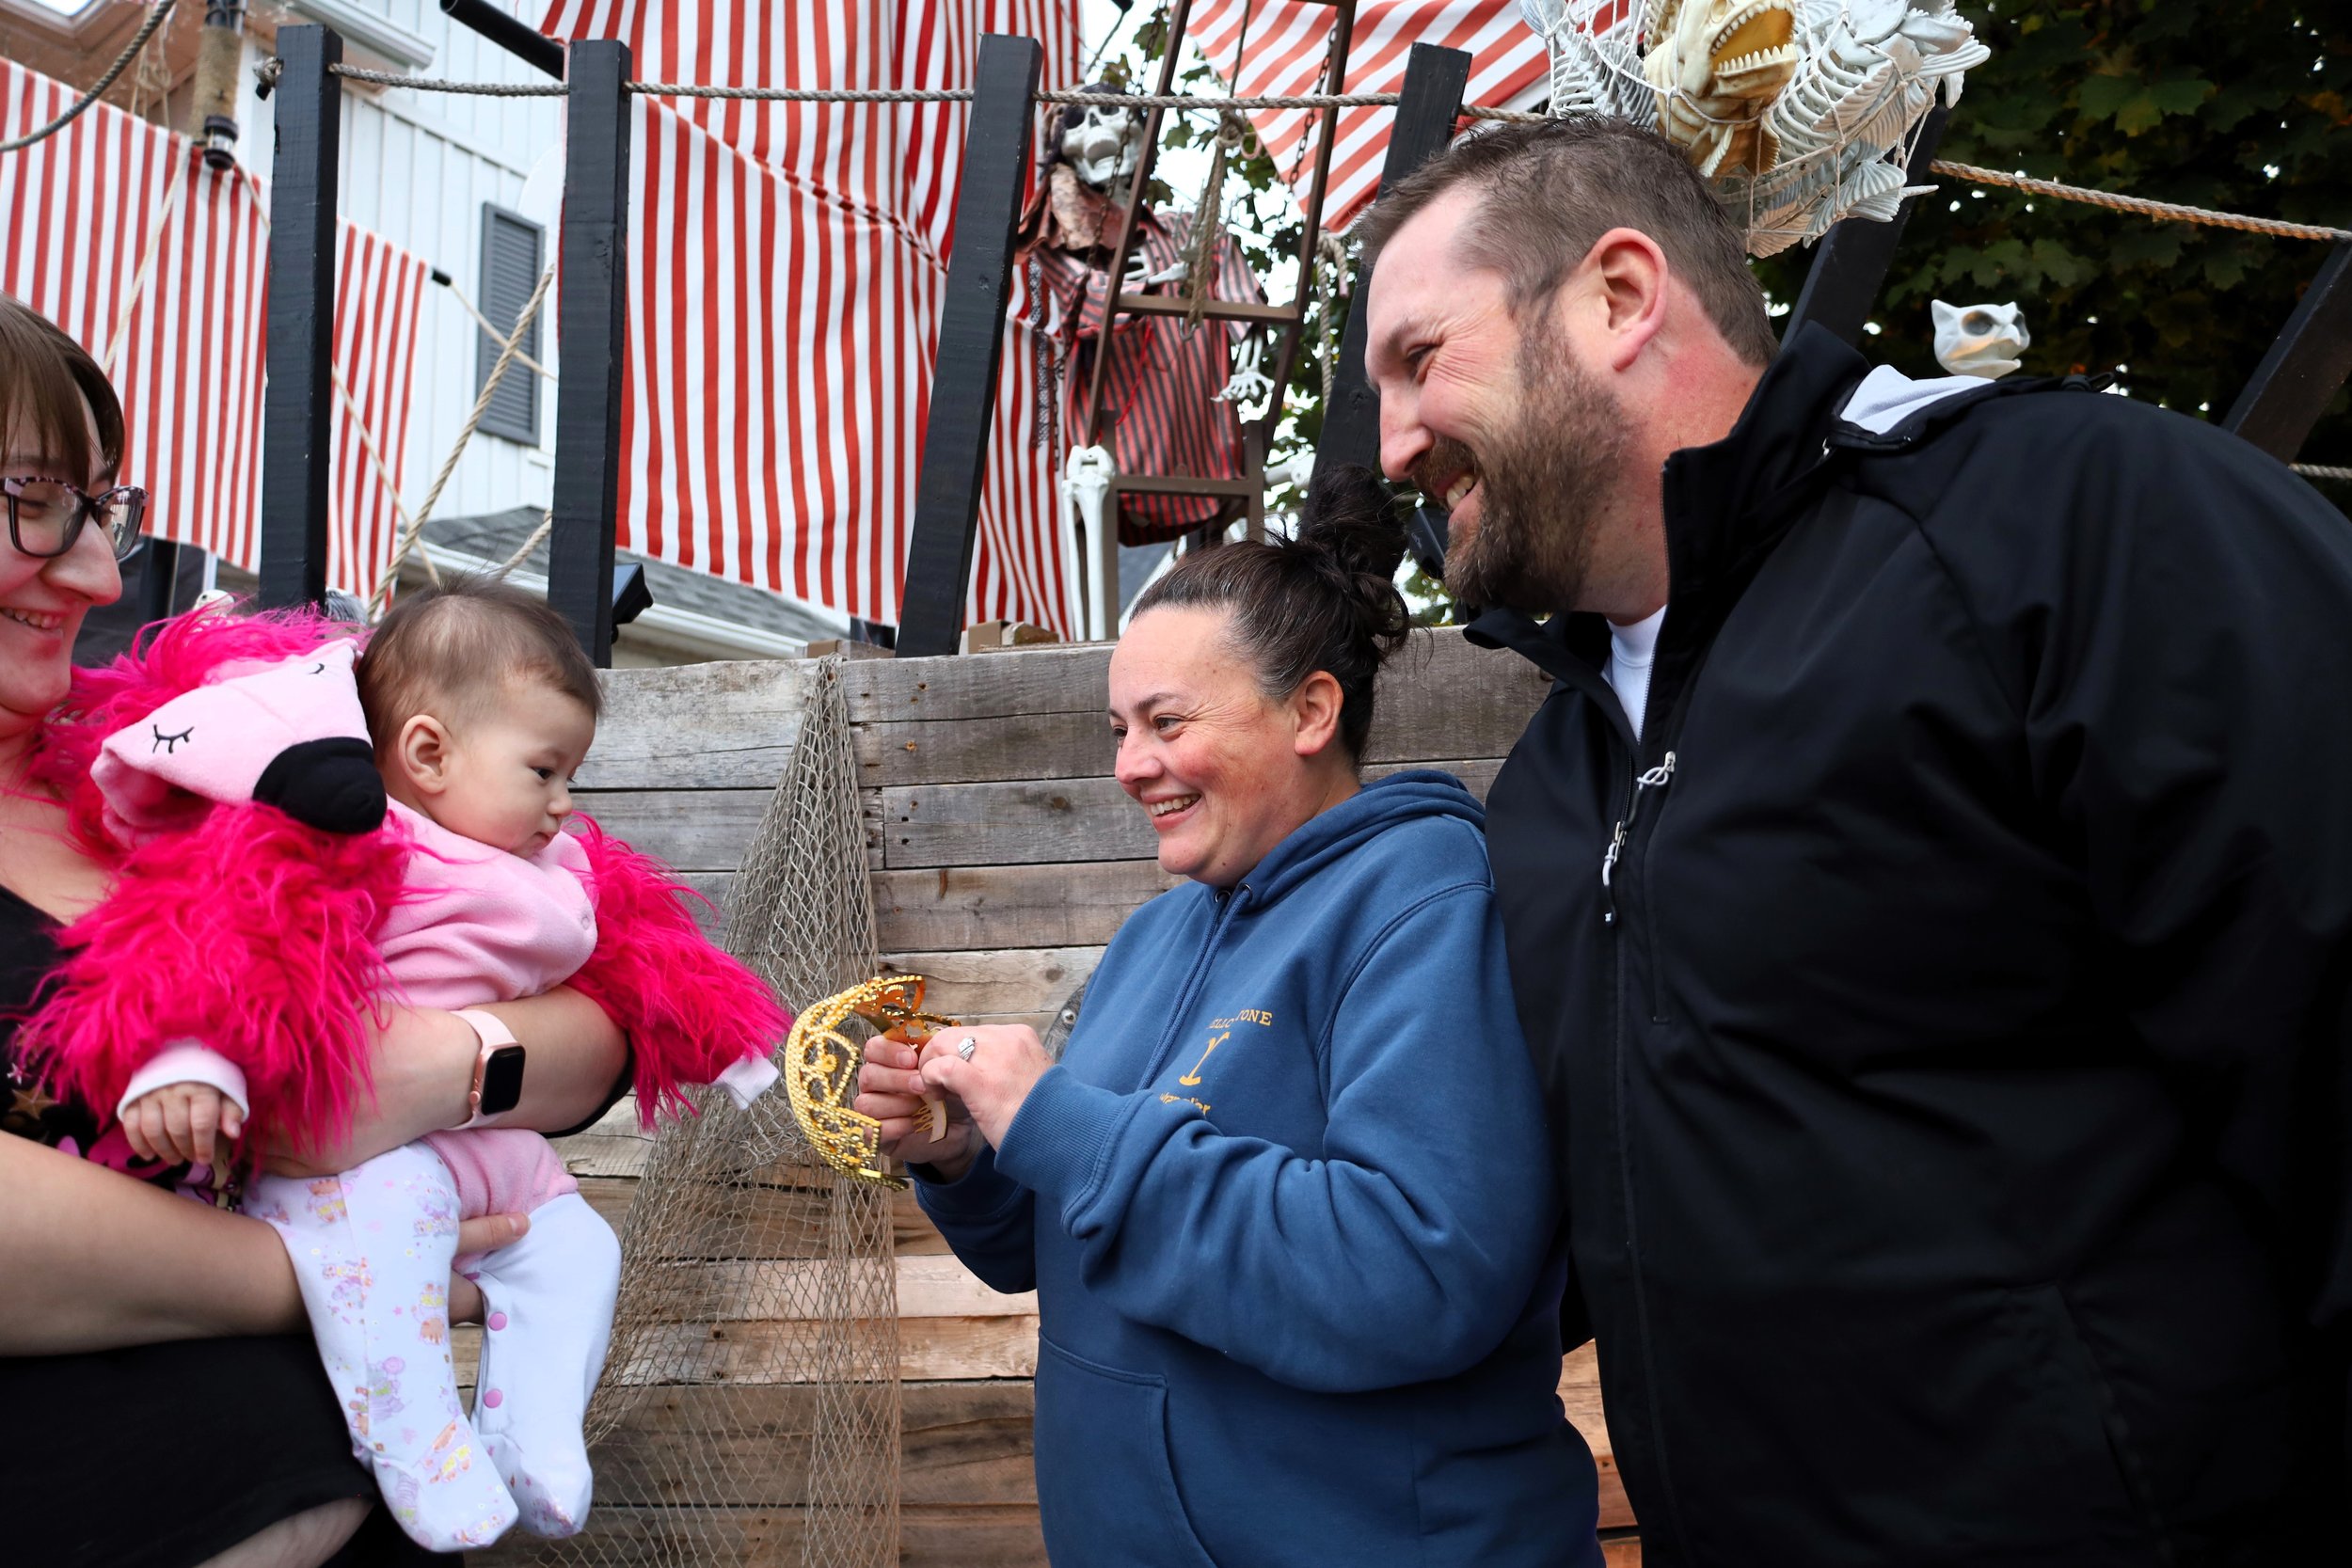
[1931,299,2030,379]
[1643,0,1804,177]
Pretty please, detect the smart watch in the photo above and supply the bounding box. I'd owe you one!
[453,1008,526,1128]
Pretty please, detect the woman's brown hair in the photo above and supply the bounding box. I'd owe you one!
[0,292,125,483]
[1130,466,1414,764]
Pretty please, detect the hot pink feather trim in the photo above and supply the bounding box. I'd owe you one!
[18,800,409,1152]
[564,816,794,1128]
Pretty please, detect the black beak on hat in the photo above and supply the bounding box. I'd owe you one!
[253,737,389,835]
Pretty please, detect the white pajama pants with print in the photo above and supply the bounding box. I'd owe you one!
[246,1142,622,1552]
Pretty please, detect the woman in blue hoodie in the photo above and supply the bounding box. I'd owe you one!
[857,474,1602,1568]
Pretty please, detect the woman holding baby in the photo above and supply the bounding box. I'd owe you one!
[0,295,633,1564]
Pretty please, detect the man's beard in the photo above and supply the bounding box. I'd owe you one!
[1430,340,1628,613]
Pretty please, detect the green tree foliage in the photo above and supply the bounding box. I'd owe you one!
[1756,0,2350,464]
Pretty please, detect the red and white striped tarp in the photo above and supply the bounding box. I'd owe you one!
[1,61,267,574]
[540,0,1083,636]
[1,59,430,601]
[1191,0,1551,233]
[327,226,431,601]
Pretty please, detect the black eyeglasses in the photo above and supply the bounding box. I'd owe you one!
[2,475,149,562]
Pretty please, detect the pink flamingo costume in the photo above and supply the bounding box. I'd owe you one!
[18,610,789,1551]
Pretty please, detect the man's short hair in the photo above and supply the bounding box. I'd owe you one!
[357,576,602,753]
[1356,117,1778,368]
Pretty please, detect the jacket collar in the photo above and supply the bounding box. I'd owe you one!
[1659,324,1871,599]
[1468,325,1870,695]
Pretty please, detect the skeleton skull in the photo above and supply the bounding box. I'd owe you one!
[1062,96,1142,192]
[1931,299,2030,379]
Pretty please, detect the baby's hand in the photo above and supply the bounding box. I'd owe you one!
[120,1082,244,1167]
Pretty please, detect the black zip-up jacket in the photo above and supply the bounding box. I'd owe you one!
[1471,326,2352,1566]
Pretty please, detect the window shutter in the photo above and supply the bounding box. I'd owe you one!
[476,204,544,444]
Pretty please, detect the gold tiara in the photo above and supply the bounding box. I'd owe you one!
[783,974,960,1188]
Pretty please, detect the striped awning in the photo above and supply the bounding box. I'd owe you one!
[540,1,1086,636]
[1191,0,1552,232]
[2,58,430,602]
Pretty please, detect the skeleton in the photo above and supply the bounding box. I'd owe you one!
[1216,330,1274,412]
[1125,251,1190,292]
[1523,0,1989,256]
[1062,96,1143,192]
[1063,444,1120,641]
[1026,82,1265,637]
[1931,299,2029,379]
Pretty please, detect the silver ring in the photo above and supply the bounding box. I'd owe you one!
[956,1037,977,1062]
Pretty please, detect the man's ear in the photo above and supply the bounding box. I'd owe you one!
[394,714,454,797]
[1578,228,1670,372]
[1290,670,1346,759]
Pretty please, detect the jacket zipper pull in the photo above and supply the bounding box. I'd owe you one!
[1601,819,1629,924]
[1599,752,1676,927]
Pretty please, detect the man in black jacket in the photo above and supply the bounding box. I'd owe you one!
[1354,116,2351,1564]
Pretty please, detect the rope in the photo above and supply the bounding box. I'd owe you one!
[1460,103,1547,123]
[0,0,178,154]
[326,63,569,97]
[290,65,2352,243]
[369,261,556,613]
[330,360,442,589]
[97,151,193,373]
[1928,161,2350,244]
[2296,465,2352,483]
[490,511,555,578]
[437,276,555,380]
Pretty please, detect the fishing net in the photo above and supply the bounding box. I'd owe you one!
[482,656,899,1568]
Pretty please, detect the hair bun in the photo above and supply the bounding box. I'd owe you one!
[1298,464,1410,584]
[1126,462,1417,762]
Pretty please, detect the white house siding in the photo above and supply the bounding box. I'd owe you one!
[243,0,564,532]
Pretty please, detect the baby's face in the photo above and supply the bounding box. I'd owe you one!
[433,692,597,856]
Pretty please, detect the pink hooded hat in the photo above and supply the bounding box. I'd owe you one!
[89,636,386,847]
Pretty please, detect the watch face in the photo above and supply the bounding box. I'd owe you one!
[480,1045,527,1117]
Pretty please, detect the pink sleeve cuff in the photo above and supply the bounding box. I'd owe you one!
[118,1041,250,1118]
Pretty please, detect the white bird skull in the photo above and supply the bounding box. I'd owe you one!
[1063,102,1141,192]
[1931,300,2030,379]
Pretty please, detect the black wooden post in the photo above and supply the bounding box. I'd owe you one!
[1783,105,1950,346]
[439,0,565,79]
[258,24,341,609]
[2223,239,2352,462]
[1313,43,1471,481]
[546,40,632,665]
[139,538,184,622]
[897,34,1042,658]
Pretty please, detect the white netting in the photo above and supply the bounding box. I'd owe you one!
[1521,0,1988,255]
[482,656,899,1568]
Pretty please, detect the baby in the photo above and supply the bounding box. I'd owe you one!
[92,583,782,1549]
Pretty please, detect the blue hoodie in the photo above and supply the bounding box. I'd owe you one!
[918,771,1602,1568]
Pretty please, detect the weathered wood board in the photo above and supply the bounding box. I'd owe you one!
[519,631,1633,1566]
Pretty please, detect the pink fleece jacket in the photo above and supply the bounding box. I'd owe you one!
[137,800,602,1213]
[394,801,600,1213]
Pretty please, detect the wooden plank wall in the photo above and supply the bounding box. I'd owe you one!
[497,629,1641,1564]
